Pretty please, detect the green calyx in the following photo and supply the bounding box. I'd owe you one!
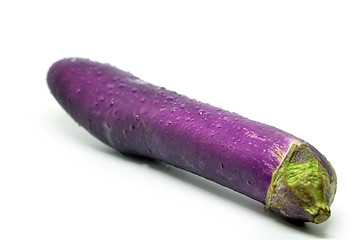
[266,143,337,224]
[285,147,329,216]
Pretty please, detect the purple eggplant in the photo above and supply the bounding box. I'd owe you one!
[47,58,337,223]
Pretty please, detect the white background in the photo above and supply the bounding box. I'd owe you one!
[1,0,361,239]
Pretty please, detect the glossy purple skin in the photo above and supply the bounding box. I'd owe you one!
[47,58,300,204]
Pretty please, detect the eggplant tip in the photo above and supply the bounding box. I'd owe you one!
[266,143,337,223]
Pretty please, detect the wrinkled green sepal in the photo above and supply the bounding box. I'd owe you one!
[266,143,337,223]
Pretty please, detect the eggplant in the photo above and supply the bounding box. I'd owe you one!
[47,58,337,223]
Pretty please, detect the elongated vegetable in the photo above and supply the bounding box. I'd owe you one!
[47,58,337,223]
